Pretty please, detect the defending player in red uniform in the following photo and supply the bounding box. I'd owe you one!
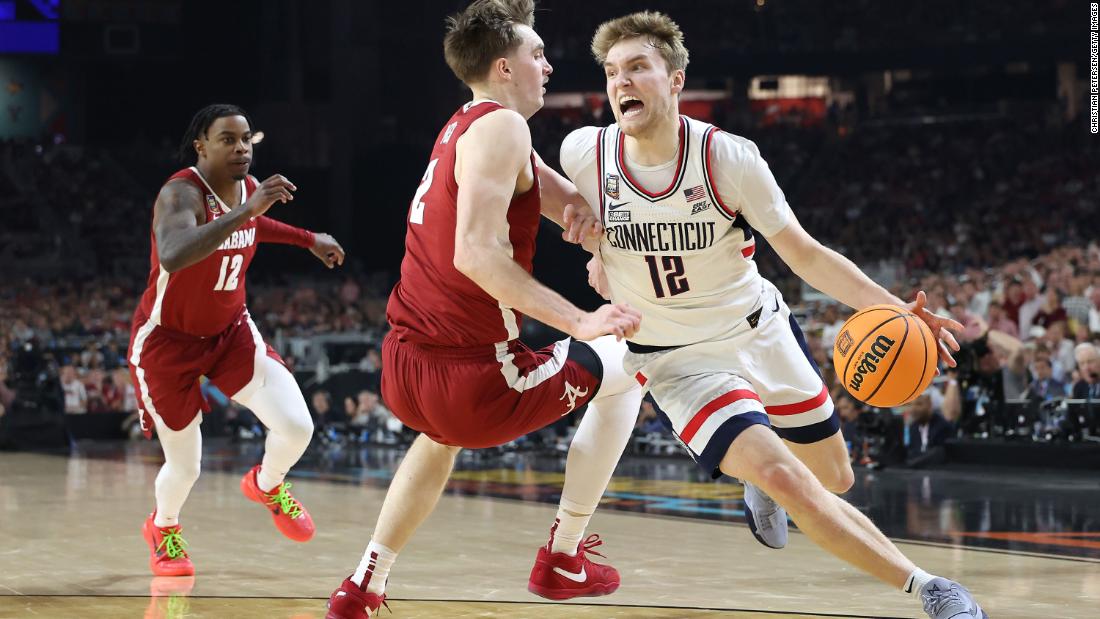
[129,103,346,577]
[325,2,644,617]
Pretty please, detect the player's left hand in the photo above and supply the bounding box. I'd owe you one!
[586,255,611,300]
[310,233,345,269]
[562,203,603,247]
[905,290,963,368]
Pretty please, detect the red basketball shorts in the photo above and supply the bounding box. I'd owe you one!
[380,331,604,449]
[127,307,283,437]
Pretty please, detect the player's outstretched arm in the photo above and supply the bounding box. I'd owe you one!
[767,215,961,365]
[154,174,296,273]
[308,233,345,269]
[767,212,901,310]
[453,110,639,341]
[252,215,345,269]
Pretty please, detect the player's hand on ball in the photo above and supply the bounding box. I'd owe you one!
[586,255,611,300]
[562,203,603,247]
[575,303,641,341]
[310,233,345,269]
[906,290,963,367]
[245,174,296,218]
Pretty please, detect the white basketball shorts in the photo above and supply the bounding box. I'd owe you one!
[624,285,839,478]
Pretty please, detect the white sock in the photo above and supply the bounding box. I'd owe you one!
[152,512,178,528]
[904,568,935,598]
[256,466,283,493]
[550,511,591,556]
[352,541,397,595]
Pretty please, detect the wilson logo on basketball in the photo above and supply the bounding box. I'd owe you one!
[847,335,896,392]
[834,305,937,408]
[836,330,854,356]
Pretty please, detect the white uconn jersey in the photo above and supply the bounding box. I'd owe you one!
[561,116,791,347]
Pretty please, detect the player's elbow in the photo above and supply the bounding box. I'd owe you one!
[157,248,184,273]
[453,244,486,280]
[778,238,822,273]
[454,235,508,283]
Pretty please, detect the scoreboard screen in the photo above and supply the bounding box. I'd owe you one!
[0,0,59,54]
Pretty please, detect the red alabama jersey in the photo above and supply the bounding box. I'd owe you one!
[387,101,542,348]
[134,167,260,336]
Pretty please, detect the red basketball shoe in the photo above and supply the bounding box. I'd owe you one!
[326,577,388,619]
[527,521,620,600]
[142,512,194,577]
[240,465,315,542]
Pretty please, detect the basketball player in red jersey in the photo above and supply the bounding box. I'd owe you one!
[326,2,645,617]
[129,103,346,577]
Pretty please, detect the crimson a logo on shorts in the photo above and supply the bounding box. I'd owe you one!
[560,381,589,414]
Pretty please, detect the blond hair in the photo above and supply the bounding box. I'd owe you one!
[591,11,689,73]
[443,0,536,85]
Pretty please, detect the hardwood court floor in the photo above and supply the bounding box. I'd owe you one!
[1,449,1098,618]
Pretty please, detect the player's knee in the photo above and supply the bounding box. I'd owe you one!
[185,462,201,484]
[753,460,816,512]
[285,413,314,447]
[585,335,636,397]
[170,459,201,485]
[821,464,855,494]
[414,433,461,457]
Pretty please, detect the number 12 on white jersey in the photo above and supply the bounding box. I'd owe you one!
[409,158,439,225]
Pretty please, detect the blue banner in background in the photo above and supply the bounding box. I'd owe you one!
[0,22,59,53]
[0,0,59,54]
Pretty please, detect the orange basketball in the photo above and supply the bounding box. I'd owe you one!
[832,304,937,408]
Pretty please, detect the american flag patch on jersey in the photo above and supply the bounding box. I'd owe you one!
[683,185,706,202]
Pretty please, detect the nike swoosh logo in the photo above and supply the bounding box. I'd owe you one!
[552,566,587,582]
[608,201,629,210]
[772,296,780,312]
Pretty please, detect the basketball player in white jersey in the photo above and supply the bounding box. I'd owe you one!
[559,12,987,619]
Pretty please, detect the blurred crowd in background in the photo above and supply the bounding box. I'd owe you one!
[3,70,1097,464]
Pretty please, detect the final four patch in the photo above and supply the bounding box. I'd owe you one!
[605,174,620,199]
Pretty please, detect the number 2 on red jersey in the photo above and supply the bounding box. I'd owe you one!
[409,159,439,225]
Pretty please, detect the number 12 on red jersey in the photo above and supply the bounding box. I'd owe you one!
[214,254,243,291]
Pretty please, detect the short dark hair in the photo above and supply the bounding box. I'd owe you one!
[177,103,252,163]
[443,0,535,85]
